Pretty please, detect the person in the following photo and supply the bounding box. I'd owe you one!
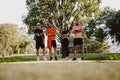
[61,24,70,60]
[46,21,58,60]
[71,21,84,60]
[34,23,47,61]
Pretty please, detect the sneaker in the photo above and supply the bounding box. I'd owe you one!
[81,57,84,60]
[55,56,58,60]
[49,56,52,60]
[37,56,40,61]
[43,56,47,61]
[72,57,77,61]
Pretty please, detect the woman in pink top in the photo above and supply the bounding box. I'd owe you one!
[71,21,84,60]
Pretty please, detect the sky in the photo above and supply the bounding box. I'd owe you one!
[0,0,27,27]
[0,0,120,27]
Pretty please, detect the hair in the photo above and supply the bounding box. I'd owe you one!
[48,20,54,28]
[75,20,82,26]
[48,20,52,24]
[63,24,69,31]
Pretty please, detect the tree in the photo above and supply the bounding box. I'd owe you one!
[0,24,33,56]
[84,36,110,53]
[23,0,111,53]
[23,0,101,34]
[0,24,19,56]
[94,28,107,42]
[19,36,30,55]
[83,7,115,53]
[105,10,120,44]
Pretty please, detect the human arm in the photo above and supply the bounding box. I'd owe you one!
[61,31,69,39]
[71,27,77,34]
[36,33,43,37]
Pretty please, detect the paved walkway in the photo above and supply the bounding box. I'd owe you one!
[0,61,120,80]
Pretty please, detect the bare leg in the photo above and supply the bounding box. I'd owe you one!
[36,49,39,61]
[42,48,47,60]
[73,45,77,58]
[36,49,39,56]
[54,48,57,56]
[49,48,52,56]
[54,48,58,60]
[42,48,45,56]
[49,48,53,60]
[80,45,84,56]
[80,45,84,60]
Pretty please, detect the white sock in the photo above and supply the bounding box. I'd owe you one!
[43,56,47,61]
[37,56,40,61]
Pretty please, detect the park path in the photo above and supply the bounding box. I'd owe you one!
[0,61,120,80]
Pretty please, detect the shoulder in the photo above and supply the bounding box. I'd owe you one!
[39,28,43,31]
[53,28,56,30]
[52,28,57,31]
[79,25,83,29]
[46,28,50,31]
[67,30,69,33]
[72,26,76,29]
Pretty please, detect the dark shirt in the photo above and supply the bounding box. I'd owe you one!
[62,30,69,35]
[34,28,44,41]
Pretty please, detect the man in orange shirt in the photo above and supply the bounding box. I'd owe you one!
[46,21,58,60]
[71,21,84,60]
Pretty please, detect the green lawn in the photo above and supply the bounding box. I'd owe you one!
[0,53,120,63]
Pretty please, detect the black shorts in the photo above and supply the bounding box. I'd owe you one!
[51,40,56,48]
[36,41,45,50]
[74,38,83,46]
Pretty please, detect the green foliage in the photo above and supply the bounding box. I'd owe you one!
[0,24,32,56]
[23,0,101,34]
[105,10,120,44]
[83,54,105,60]
[94,28,107,42]
[84,36,110,53]
[19,36,30,54]
[82,53,120,60]
[0,24,19,56]
[104,53,120,60]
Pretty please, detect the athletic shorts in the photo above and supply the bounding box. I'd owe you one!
[74,38,83,46]
[47,40,56,48]
[36,41,45,50]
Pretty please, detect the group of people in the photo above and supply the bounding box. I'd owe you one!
[34,20,84,61]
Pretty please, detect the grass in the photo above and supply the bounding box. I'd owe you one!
[0,53,120,63]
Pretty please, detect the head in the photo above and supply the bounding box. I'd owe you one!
[75,21,82,26]
[63,24,69,31]
[36,23,41,29]
[48,20,53,28]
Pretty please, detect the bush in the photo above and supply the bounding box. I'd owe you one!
[104,53,120,60]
